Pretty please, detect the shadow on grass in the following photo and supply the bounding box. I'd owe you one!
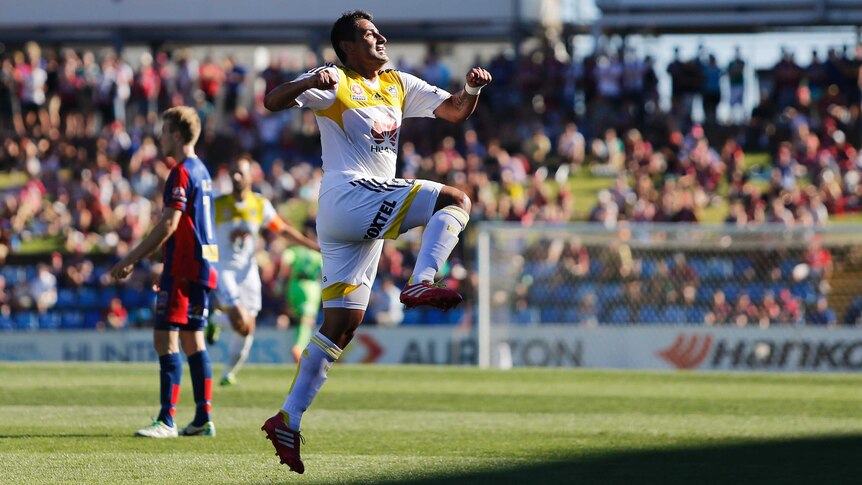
[0,434,114,439]
[384,434,862,485]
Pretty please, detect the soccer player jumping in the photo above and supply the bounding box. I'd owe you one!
[260,9,491,473]
[111,107,219,438]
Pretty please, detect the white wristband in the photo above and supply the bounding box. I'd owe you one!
[465,84,482,96]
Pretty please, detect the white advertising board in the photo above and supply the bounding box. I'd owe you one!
[2,326,861,372]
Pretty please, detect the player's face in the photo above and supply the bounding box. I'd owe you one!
[351,19,388,65]
[231,159,252,192]
[159,121,177,157]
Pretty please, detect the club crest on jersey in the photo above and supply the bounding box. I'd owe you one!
[172,186,187,203]
[386,85,399,99]
[370,114,398,153]
[350,83,367,101]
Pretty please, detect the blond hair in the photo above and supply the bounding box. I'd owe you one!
[162,106,201,146]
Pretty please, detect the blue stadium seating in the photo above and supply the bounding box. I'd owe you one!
[780,260,797,278]
[511,307,538,325]
[791,282,816,303]
[662,306,688,324]
[641,259,658,277]
[640,305,663,324]
[14,312,38,331]
[689,258,708,278]
[400,309,424,325]
[606,307,630,324]
[61,312,85,329]
[77,288,100,309]
[540,307,565,323]
[84,311,102,328]
[687,308,708,324]
[696,284,715,304]
[748,283,766,302]
[705,258,733,279]
[55,288,77,309]
[575,283,596,300]
[38,312,62,330]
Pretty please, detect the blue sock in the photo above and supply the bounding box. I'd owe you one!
[187,350,213,426]
[158,353,182,427]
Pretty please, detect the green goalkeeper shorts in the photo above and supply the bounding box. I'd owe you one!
[287,279,322,319]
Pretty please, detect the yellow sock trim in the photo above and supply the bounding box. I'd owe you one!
[441,205,469,229]
[311,334,342,361]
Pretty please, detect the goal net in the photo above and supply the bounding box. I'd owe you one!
[476,222,862,368]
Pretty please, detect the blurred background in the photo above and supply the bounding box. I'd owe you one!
[3,0,862,368]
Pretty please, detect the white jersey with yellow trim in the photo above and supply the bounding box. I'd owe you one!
[293,65,450,195]
[213,192,279,273]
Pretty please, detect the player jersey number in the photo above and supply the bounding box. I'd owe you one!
[201,194,219,262]
[203,194,214,240]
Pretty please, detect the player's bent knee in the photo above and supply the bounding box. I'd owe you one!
[436,186,471,214]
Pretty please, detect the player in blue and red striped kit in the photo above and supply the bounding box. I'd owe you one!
[111,106,219,438]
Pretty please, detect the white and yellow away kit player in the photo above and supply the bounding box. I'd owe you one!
[213,192,288,314]
[292,65,456,310]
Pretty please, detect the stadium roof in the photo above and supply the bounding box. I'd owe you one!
[596,0,862,33]
[0,0,552,45]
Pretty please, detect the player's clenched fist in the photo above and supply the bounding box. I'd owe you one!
[306,68,338,90]
[110,261,134,281]
[466,67,492,89]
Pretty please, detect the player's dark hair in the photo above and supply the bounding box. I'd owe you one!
[331,10,373,64]
[162,106,201,145]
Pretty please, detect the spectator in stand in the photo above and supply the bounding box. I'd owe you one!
[702,54,722,125]
[726,47,746,123]
[808,295,836,326]
[103,296,129,330]
[732,293,760,327]
[773,49,804,111]
[2,40,861,331]
[591,127,625,176]
[368,276,405,327]
[705,289,732,325]
[557,122,585,172]
[28,263,58,314]
[759,291,782,327]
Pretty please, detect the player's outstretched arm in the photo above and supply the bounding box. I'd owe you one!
[110,208,182,280]
[280,224,320,252]
[264,68,338,112]
[433,67,492,123]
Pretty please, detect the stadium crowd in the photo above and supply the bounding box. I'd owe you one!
[1,37,862,329]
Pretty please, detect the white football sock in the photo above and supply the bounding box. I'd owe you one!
[281,331,342,431]
[223,332,253,379]
[411,205,469,284]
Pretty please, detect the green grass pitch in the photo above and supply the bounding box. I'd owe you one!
[2,362,862,484]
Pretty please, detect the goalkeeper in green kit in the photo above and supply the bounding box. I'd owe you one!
[281,224,324,363]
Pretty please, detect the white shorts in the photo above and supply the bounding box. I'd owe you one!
[215,267,262,316]
[316,177,443,310]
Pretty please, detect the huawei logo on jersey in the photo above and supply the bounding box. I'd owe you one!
[370,115,399,150]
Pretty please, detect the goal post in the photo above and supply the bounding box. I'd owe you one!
[475,222,862,369]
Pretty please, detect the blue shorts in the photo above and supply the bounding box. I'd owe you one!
[154,275,211,332]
